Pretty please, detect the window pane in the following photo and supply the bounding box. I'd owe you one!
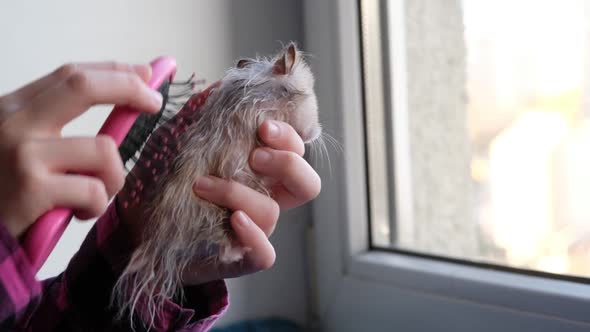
[369,0,590,279]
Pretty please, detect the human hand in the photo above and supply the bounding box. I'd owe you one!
[182,120,321,284]
[0,62,163,238]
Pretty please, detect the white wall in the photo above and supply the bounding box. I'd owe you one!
[0,0,309,327]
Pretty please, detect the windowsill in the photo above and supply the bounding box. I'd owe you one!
[347,250,590,324]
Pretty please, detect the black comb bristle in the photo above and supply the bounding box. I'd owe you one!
[118,79,171,165]
[118,74,203,171]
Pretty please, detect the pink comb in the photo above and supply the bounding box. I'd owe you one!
[22,56,178,272]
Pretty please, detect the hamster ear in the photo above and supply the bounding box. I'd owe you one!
[272,43,297,75]
[237,59,254,68]
[285,43,296,71]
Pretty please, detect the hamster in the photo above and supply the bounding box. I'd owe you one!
[113,42,321,326]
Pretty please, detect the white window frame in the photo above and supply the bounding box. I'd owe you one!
[302,1,590,331]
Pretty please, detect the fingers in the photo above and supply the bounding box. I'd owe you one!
[193,176,279,236]
[181,212,276,284]
[258,120,305,156]
[8,62,152,104]
[230,211,276,271]
[250,148,321,209]
[24,135,125,196]
[44,174,109,220]
[27,66,162,131]
[255,120,321,209]
[0,61,155,238]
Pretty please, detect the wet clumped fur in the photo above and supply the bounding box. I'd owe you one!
[112,42,321,328]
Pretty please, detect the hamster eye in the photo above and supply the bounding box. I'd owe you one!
[236,59,255,69]
[278,86,291,98]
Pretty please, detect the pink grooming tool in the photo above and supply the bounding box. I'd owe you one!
[23,56,178,272]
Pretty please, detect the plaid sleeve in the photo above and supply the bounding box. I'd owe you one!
[23,199,229,332]
[0,220,42,331]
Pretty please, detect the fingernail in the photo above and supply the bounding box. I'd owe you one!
[152,91,163,109]
[194,176,215,192]
[235,211,251,228]
[267,121,280,138]
[253,149,272,165]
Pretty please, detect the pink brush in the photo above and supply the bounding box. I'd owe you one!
[22,56,178,272]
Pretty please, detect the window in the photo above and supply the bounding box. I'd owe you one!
[305,0,590,330]
[363,0,590,279]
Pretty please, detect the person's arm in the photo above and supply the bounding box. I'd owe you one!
[0,200,229,331]
[21,200,229,332]
[0,218,42,331]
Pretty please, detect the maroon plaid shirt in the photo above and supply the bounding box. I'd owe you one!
[0,200,229,331]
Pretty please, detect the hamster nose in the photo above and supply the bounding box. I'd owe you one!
[301,126,322,144]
